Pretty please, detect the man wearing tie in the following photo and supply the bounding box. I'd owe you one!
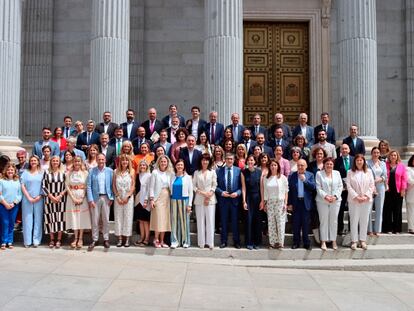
[226,113,244,143]
[342,124,366,156]
[288,159,316,250]
[204,111,224,146]
[248,133,273,157]
[248,113,267,140]
[95,111,118,139]
[109,126,127,156]
[292,113,314,147]
[241,128,256,153]
[132,127,153,155]
[61,116,76,139]
[334,144,354,235]
[268,126,290,159]
[141,107,164,140]
[76,120,101,156]
[179,135,202,176]
[313,112,336,145]
[215,153,242,249]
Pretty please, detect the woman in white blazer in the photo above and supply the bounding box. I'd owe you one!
[406,155,414,234]
[149,155,174,248]
[346,154,375,250]
[169,159,193,248]
[193,154,217,249]
[315,157,343,250]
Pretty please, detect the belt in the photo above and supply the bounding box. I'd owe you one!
[70,185,86,190]
[99,193,107,196]
[297,197,304,201]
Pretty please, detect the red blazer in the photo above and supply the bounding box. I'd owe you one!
[51,137,67,152]
[386,162,408,193]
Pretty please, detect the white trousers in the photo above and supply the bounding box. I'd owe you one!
[91,195,110,241]
[317,201,340,242]
[195,204,215,247]
[407,202,414,231]
[348,202,371,242]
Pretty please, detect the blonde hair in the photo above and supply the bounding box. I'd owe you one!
[387,149,401,163]
[1,163,19,181]
[48,155,63,173]
[116,154,135,176]
[121,140,134,156]
[138,160,150,173]
[154,155,174,173]
[72,156,86,171]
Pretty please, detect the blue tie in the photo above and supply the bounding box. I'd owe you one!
[226,167,232,193]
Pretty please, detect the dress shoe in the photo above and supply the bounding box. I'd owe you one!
[219,243,227,248]
[234,244,241,249]
[304,245,312,250]
[88,241,96,252]
[103,240,110,249]
[291,244,299,249]
[246,245,253,250]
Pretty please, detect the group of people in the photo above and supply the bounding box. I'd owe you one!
[0,104,414,251]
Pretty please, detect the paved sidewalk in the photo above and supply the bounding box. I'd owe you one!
[0,247,413,311]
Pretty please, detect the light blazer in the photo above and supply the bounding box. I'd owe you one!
[278,157,291,177]
[32,140,60,158]
[366,159,387,187]
[87,167,114,202]
[346,170,375,203]
[170,174,194,206]
[287,171,316,211]
[149,169,173,202]
[386,162,408,193]
[193,169,217,206]
[315,170,343,203]
[215,165,242,206]
[406,167,414,203]
[263,174,288,201]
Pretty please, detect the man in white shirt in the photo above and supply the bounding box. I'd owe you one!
[185,106,207,140]
[292,113,314,147]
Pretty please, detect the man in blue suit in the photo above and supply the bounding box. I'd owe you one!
[76,120,101,156]
[248,113,267,140]
[32,127,60,158]
[215,153,242,249]
[268,126,291,159]
[87,154,114,251]
[178,135,202,176]
[342,124,366,156]
[225,113,245,143]
[288,159,316,250]
[292,113,314,147]
[313,112,336,145]
[61,116,77,139]
[204,111,225,146]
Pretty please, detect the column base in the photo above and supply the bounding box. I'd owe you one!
[0,137,24,160]
[402,144,414,159]
[360,136,379,155]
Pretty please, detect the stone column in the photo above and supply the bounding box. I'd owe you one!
[0,0,23,156]
[406,0,414,154]
[204,0,243,124]
[90,0,130,124]
[338,0,378,147]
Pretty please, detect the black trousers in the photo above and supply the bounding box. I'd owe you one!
[338,190,349,234]
[382,190,403,233]
[245,193,262,246]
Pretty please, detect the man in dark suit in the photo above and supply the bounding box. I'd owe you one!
[141,107,164,141]
[334,143,354,235]
[76,120,101,155]
[95,111,118,139]
[132,127,153,155]
[215,153,242,249]
[342,124,366,156]
[288,159,316,250]
[248,113,267,140]
[185,106,207,140]
[268,113,292,143]
[225,112,245,143]
[313,112,336,145]
[166,116,182,144]
[99,133,116,169]
[152,129,172,156]
[268,126,290,159]
[61,116,77,139]
[162,104,186,128]
[109,126,128,156]
[292,113,314,147]
[249,133,273,157]
[120,108,139,141]
[204,111,225,146]
[241,128,256,153]
[178,135,202,176]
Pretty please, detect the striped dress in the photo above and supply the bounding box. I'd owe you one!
[42,171,67,234]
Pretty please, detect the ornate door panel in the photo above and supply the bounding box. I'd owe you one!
[243,22,309,127]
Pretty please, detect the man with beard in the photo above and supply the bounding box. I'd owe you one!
[311,130,337,159]
[167,116,182,144]
[32,127,60,158]
[121,109,139,141]
[95,111,118,139]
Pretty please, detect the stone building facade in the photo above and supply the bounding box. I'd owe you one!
[0,0,413,156]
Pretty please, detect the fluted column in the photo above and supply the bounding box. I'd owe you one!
[90,0,130,124]
[204,0,243,124]
[406,0,414,153]
[0,0,23,156]
[338,0,378,147]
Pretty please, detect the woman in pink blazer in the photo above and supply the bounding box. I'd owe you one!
[383,150,407,234]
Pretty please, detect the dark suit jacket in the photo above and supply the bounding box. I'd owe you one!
[314,124,336,145]
[204,122,225,145]
[185,119,207,139]
[267,138,291,159]
[61,126,77,139]
[248,144,274,158]
[342,136,366,156]
[178,147,202,175]
[292,125,314,147]
[268,123,292,142]
[132,137,153,155]
[288,171,316,211]
[161,114,186,128]
[76,132,101,154]
[248,125,267,140]
[109,137,128,148]
[215,165,242,206]
[242,140,257,154]
[225,124,245,143]
[166,127,183,143]
[334,155,354,179]
[95,122,118,139]
[141,119,164,140]
[120,121,139,141]
[99,145,116,169]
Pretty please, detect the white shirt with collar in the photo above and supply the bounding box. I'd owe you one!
[127,121,134,138]
[191,119,199,138]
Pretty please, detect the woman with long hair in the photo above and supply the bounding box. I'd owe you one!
[382,150,407,234]
[65,156,91,249]
[235,143,247,170]
[113,154,136,247]
[134,160,152,246]
[42,155,67,248]
[378,139,390,162]
[51,127,67,152]
[346,154,375,250]
[195,131,212,156]
[212,145,225,170]
[21,156,44,248]
[223,138,235,155]
[149,155,174,248]
[261,159,289,249]
[85,144,99,170]
[62,150,75,173]
[0,163,22,250]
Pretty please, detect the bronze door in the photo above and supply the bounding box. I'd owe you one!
[243,22,309,127]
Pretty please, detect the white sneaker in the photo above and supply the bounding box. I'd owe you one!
[183,244,189,248]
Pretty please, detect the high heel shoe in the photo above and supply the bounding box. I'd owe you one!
[76,239,83,249]
[70,239,78,249]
